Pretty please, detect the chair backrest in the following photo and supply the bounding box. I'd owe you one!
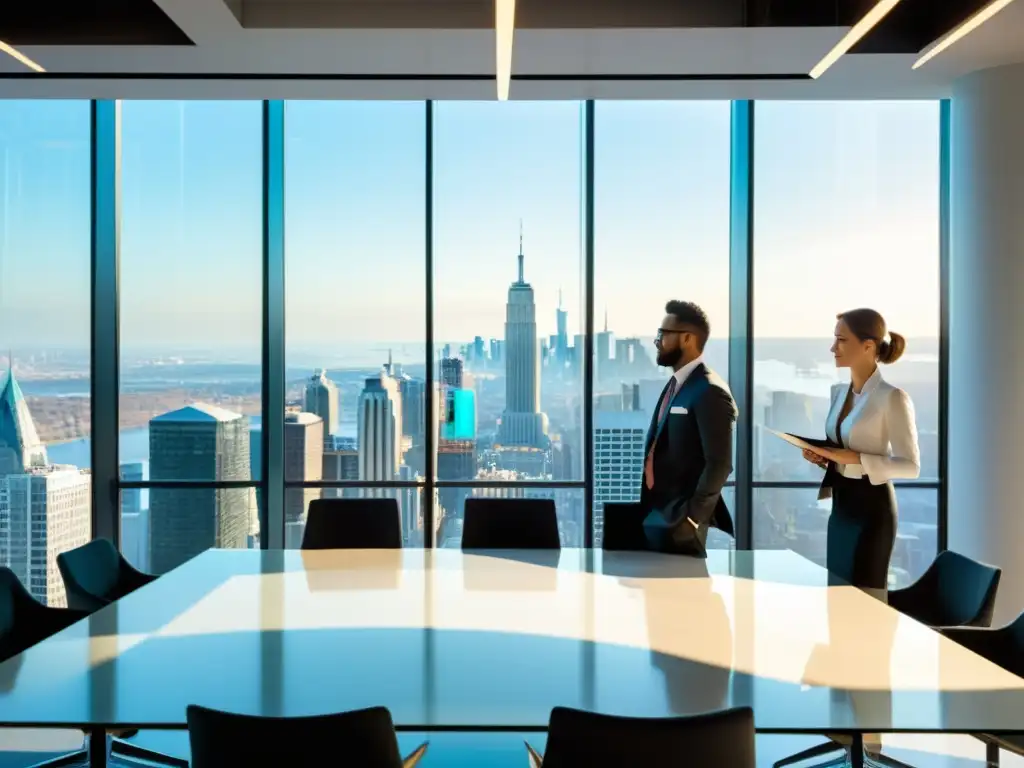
[933,550,1002,627]
[462,498,560,550]
[57,538,123,613]
[600,503,650,551]
[0,567,84,663]
[536,706,755,768]
[187,704,424,768]
[302,498,403,550]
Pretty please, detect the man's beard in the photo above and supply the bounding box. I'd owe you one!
[656,348,683,368]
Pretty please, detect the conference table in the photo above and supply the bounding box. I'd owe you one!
[1,548,1023,767]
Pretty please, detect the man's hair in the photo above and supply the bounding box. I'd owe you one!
[665,300,710,351]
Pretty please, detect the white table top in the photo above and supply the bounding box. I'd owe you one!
[0,548,1021,734]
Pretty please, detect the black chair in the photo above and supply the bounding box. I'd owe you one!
[775,550,1003,768]
[525,706,755,768]
[56,538,157,613]
[302,497,403,549]
[600,502,649,551]
[888,550,1002,628]
[187,704,428,767]
[462,498,560,549]
[942,612,1024,766]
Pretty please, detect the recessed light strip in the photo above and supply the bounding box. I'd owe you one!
[495,0,516,100]
[0,40,45,73]
[809,0,903,79]
[913,0,1019,69]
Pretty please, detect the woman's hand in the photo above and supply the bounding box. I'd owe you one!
[802,448,828,469]
[815,447,862,465]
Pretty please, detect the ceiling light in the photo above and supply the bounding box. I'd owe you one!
[809,0,903,79]
[913,0,1018,69]
[0,40,45,73]
[495,0,516,100]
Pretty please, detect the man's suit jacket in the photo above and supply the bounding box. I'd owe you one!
[640,364,737,555]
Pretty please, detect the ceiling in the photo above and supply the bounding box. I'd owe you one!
[1,0,1023,99]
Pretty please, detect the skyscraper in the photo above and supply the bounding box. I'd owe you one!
[440,357,463,389]
[148,403,252,574]
[499,230,548,447]
[358,371,403,483]
[304,369,339,443]
[595,309,613,382]
[120,461,149,571]
[555,288,569,363]
[322,436,359,499]
[0,367,89,606]
[398,375,426,443]
[284,412,324,547]
[593,408,649,548]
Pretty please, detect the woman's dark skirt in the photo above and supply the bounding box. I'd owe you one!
[826,473,897,593]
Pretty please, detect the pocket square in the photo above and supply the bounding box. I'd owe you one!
[669,406,688,414]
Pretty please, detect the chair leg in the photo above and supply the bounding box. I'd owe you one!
[111,737,189,767]
[865,751,918,768]
[773,740,845,768]
[986,741,1001,767]
[24,750,89,768]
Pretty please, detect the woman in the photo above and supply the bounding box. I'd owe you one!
[803,308,921,597]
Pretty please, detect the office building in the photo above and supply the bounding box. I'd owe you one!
[358,372,402,483]
[593,409,649,548]
[120,462,149,571]
[304,369,339,442]
[440,357,463,389]
[284,412,323,547]
[0,368,48,475]
[398,375,425,443]
[499,236,548,447]
[148,404,252,574]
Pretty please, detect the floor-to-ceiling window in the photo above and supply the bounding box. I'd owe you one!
[118,100,263,574]
[593,100,733,550]
[433,101,586,548]
[751,100,942,586]
[283,101,427,549]
[0,100,91,607]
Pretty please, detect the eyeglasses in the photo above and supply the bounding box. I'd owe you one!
[655,328,686,342]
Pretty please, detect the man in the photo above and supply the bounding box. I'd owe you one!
[640,300,737,556]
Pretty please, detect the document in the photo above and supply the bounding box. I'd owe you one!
[768,429,839,456]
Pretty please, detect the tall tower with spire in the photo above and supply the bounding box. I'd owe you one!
[0,363,48,474]
[555,287,569,365]
[595,308,614,382]
[500,224,548,447]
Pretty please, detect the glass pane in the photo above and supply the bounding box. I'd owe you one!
[753,101,940,483]
[435,487,584,549]
[292,487,424,549]
[753,486,937,587]
[120,101,263,571]
[0,101,91,606]
[283,102,426,546]
[433,102,585,498]
[593,101,733,550]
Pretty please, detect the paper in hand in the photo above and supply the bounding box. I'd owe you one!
[768,429,838,456]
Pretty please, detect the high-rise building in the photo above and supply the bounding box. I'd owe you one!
[0,367,48,475]
[358,372,402,483]
[489,339,504,365]
[120,462,149,571]
[593,409,649,548]
[322,435,359,500]
[437,439,476,526]
[148,403,252,574]
[0,466,91,607]
[285,412,324,547]
[304,369,339,442]
[555,288,569,363]
[499,232,549,447]
[596,310,613,381]
[398,376,425,443]
[441,357,463,389]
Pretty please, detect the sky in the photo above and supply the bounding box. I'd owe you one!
[0,98,940,356]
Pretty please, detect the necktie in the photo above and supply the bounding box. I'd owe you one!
[644,377,677,490]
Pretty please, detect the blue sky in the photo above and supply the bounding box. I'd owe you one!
[0,99,939,355]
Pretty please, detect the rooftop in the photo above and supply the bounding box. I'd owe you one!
[151,402,245,424]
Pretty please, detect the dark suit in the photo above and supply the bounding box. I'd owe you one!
[640,363,737,556]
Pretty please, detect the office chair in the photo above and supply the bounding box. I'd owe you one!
[888,550,1002,628]
[302,497,404,549]
[526,706,755,768]
[0,567,187,768]
[600,502,650,551]
[942,611,1024,766]
[462,498,561,549]
[56,538,158,614]
[187,704,428,767]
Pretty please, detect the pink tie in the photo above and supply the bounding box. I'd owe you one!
[644,377,677,490]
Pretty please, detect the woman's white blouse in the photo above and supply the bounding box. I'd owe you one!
[825,368,921,484]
